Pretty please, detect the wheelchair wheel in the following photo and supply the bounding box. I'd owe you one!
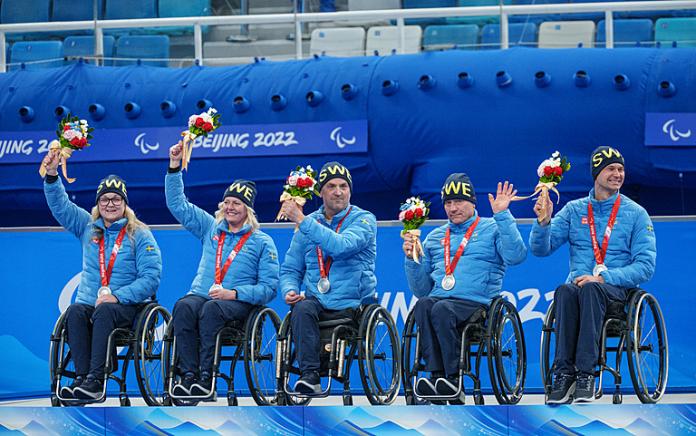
[487,298,526,404]
[49,311,76,407]
[358,305,401,405]
[401,309,430,405]
[134,304,172,406]
[539,300,556,396]
[626,291,668,404]
[276,313,311,406]
[244,307,281,406]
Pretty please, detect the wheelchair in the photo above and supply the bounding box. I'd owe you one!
[540,288,668,404]
[401,296,527,405]
[161,305,281,406]
[275,300,401,406]
[49,301,171,407]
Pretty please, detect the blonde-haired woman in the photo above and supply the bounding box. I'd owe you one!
[41,153,161,400]
[165,142,279,397]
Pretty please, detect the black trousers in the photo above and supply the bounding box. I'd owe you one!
[413,296,486,377]
[64,302,139,380]
[172,294,253,376]
[553,282,628,375]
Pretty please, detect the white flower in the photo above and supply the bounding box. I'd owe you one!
[188,115,198,127]
[208,107,217,115]
[552,151,560,158]
[80,119,88,125]
[288,175,299,186]
[200,112,213,123]
[306,165,313,171]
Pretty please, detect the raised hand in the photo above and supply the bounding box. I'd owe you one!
[533,188,553,225]
[280,200,305,224]
[488,181,518,214]
[41,148,60,176]
[169,142,184,168]
[402,233,415,257]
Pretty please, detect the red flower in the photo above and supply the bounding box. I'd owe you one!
[543,166,554,176]
[405,210,414,221]
[70,137,80,146]
[195,117,205,128]
[301,178,313,188]
[414,208,423,218]
[203,122,213,132]
[554,167,563,176]
[63,125,71,131]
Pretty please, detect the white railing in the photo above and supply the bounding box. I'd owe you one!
[1,0,695,72]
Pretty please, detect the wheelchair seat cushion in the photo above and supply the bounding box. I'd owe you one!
[605,300,627,320]
[318,308,356,329]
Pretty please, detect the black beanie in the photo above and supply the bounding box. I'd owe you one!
[591,146,624,180]
[96,175,128,205]
[223,179,257,208]
[441,173,476,204]
[318,161,353,192]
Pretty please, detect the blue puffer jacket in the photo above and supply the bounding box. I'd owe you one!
[165,171,279,305]
[280,204,377,310]
[44,178,161,306]
[405,209,527,305]
[529,190,656,287]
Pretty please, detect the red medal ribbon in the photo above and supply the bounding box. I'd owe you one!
[587,195,622,267]
[215,230,254,285]
[99,227,128,287]
[316,207,353,279]
[444,216,480,275]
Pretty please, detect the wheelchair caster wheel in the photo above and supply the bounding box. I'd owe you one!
[50,395,61,407]
[612,392,623,404]
[119,396,131,407]
[227,393,238,406]
[474,393,485,405]
[405,393,416,405]
[162,396,172,406]
[342,394,353,406]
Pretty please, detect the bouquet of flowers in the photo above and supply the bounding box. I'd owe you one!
[277,165,320,221]
[38,115,94,183]
[513,151,571,221]
[399,196,430,263]
[180,107,221,171]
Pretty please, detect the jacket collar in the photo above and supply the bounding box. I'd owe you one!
[447,210,478,233]
[216,220,251,235]
[94,217,127,232]
[589,189,620,210]
[317,204,352,226]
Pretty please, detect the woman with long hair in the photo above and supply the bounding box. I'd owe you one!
[41,152,162,400]
[165,142,279,397]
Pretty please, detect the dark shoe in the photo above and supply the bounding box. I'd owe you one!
[172,372,197,397]
[59,376,84,399]
[294,371,321,395]
[190,372,214,397]
[574,373,596,403]
[435,376,465,404]
[546,372,576,404]
[415,377,437,396]
[73,376,104,400]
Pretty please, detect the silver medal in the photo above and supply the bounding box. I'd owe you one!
[209,283,223,294]
[98,286,111,297]
[592,264,608,277]
[441,274,456,291]
[317,277,331,294]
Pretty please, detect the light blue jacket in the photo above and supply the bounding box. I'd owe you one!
[44,178,161,306]
[165,171,279,305]
[529,190,656,287]
[405,209,527,305]
[280,204,377,310]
